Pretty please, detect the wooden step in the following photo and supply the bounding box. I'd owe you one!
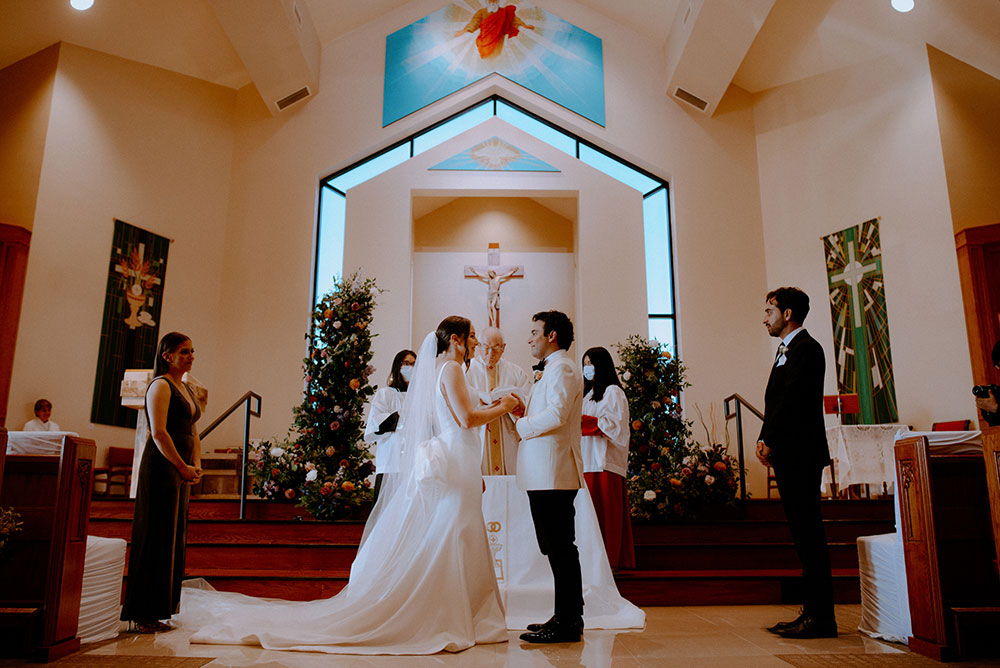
[185,543,359,570]
[615,569,862,606]
[631,519,894,544]
[634,542,862,570]
[88,517,366,544]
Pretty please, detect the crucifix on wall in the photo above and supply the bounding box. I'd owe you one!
[464,243,523,328]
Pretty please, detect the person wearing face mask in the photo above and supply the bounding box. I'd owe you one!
[465,326,530,475]
[580,346,635,570]
[363,348,416,500]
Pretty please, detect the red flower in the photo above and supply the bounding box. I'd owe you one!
[329,420,341,431]
[682,467,693,477]
[271,468,281,477]
[339,459,350,468]
[351,302,360,311]
[673,503,684,515]
[638,445,648,454]
[713,461,727,472]
[320,486,332,496]
[650,462,662,471]
[284,488,296,499]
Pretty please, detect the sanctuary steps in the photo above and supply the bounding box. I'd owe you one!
[89,497,894,606]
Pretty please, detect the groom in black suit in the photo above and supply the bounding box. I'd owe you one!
[756,287,837,639]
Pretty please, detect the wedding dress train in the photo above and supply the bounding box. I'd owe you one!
[174,354,507,654]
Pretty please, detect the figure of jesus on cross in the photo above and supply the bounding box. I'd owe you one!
[465,243,523,328]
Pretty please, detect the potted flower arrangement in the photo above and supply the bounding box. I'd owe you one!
[251,272,379,520]
[617,335,743,521]
[0,506,23,559]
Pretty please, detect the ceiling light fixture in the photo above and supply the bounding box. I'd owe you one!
[891,0,914,12]
[70,0,95,10]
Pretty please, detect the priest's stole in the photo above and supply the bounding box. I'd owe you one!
[823,218,898,424]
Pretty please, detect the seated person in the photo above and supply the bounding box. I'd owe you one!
[974,341,1000,427]
[23,398,61,431]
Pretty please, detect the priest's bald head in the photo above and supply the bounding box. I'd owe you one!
[479,326,507,368]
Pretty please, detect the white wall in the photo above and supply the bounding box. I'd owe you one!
[753,48,974,430]
[8,44,235,456]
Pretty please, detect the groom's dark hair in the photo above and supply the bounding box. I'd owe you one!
[532,310,573,350]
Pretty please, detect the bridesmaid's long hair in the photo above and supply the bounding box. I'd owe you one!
[153,331,191,377]
[435,316,471,355]
[583,346,622,403]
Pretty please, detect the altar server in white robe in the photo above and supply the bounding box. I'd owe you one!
[363,349,415,500]
[580,347,635,570]
[466,326,530,475]
[24,398,61,431]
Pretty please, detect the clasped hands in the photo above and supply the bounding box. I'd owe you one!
[755,440,772,467]
[180,463,204,484]
[485,394,525,417]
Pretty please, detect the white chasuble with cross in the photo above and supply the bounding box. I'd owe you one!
[466,357,530,475]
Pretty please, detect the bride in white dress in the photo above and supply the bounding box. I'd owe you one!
[175,316,520,654]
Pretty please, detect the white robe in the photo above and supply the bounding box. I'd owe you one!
[465,356,530,475]
[581,385,630,476]
[362,387,403,474]
[23,418,61,432]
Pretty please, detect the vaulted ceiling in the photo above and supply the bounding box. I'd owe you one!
[3,0,999,109]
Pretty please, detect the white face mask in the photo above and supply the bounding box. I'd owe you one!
[400,365,414,383]
[582,365,595,381]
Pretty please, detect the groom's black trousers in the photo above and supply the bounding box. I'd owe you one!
[527,489,584,623]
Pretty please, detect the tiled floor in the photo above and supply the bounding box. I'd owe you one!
[77,604,920,668]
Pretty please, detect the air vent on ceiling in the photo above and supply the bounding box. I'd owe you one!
[276,86,311,111]
[674,87,708,112]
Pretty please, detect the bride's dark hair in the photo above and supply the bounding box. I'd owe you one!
[435,316,471,355]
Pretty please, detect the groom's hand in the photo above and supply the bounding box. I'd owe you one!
[511,395,526,418]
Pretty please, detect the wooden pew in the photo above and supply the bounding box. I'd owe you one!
[895,434,1000,660]
[0,430,96,661]
[984,427,1000,576]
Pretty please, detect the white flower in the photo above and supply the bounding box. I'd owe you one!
[704,475,715,485]
[623,371,631,381]
[682,456,694,466]
[269,446,285,458]
[643,490,656,501]
[305,469,318,482]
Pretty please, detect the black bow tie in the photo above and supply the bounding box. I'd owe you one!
[532,360,546,373]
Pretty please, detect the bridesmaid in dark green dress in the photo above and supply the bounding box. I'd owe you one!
[121,332,203,633]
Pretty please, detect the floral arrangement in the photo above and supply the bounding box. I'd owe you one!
[0,506,23,558]
[617,335,742,521]
[250,272,380,519]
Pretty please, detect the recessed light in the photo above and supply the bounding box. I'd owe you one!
[891,0,914,12]
[70,0,95,10]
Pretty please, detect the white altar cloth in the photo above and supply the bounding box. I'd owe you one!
[856,429,982,644]
[824,424,907,492]
[5,431,79,455]
[78,536,127,644]
[481,476,645,630]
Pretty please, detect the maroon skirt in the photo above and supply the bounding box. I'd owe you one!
[584,471,636,570]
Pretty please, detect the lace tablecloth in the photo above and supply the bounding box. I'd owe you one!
[824,424,908,490]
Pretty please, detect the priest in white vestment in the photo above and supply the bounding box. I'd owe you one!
[465,327,530,475]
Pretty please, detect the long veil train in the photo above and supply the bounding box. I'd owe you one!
[173,332,507,655]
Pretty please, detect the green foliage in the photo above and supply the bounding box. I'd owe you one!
[250,272,380,519]
[0,506,23,556]
[617,335,741,521]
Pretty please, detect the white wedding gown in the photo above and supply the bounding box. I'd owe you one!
[174,362,507,654]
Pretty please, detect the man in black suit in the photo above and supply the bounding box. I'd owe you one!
[756,287,837,639]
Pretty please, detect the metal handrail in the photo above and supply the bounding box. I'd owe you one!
[723,393,764,504]
[198,391,262,520]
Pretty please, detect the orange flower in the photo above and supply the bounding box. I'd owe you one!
[669,478,683,488]
[631,419,643,430]
[341,481,355,492]
[349,378,361,390]
[713,461,727,472]
[323,309,334,319]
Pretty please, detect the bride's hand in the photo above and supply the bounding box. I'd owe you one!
[497,394,519,412]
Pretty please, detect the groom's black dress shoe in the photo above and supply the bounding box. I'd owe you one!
[766,610,806,634]
[519,619,583,644]
[526,616,555,633]
[774,616,838,639]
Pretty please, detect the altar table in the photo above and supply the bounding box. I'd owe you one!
[824,424,908,492]
[482,476,645,630]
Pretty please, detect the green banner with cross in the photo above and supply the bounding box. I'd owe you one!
[823,218,898,424]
